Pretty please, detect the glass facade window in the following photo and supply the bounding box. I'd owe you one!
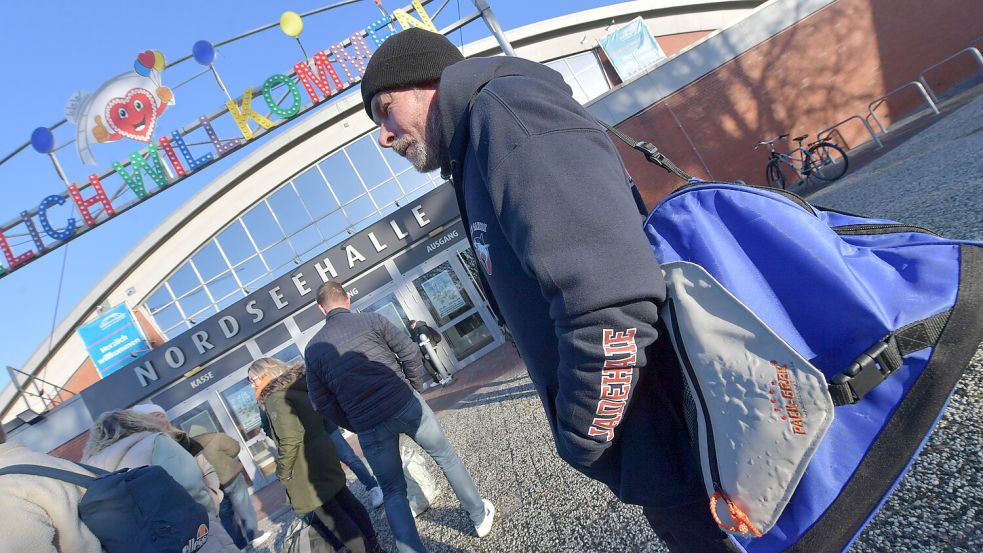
[546,51,611,104]
[144,127,443,337]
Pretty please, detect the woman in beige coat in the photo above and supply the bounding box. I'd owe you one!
[82,409,239,553]
[0,424,102,553]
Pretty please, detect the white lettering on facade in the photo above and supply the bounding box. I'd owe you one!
[190,371,214,389]
[219,316,240,338]
[191,331,214,355]
[426,230,459,253]
[136,361,159,387]
[164,347,186,369]
[368,232,388,252]
[315,258,338,281]
[412,206,430,227]
[246,300,264,323]
[346,245,366,268]
[269,286,288,309]
[390,220,408,239]
[292,273,311,296]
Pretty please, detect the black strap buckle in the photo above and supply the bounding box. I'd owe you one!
[634,141,665,165]
[830,341,899,403]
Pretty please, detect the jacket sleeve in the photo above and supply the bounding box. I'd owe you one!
[304,348,354,430]
[152,434,216,513]
[470,81,667,474]
[218,434,241,458]
[266,395,303,482]
[377,315,428,391]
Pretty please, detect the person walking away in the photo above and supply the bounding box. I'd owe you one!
[360,29,739,552]
[248,358,382,553]
[408,320,451,385]
[305,282,494,553]
[0,422,102,553]
[132,403,273,551]
[82,410,238,553]
[190,425,272,550]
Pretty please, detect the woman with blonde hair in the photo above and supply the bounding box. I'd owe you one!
[249,357,381,553]
[82,409,239,553]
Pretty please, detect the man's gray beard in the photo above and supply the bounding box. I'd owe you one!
[394,105,443,173]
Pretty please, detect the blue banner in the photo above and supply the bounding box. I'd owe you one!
[77,304,151,377]
[599,17,667,82]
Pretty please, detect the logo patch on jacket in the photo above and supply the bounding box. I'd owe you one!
[470,221,492,275]
[588,328,638,441]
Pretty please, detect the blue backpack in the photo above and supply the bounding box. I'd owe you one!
[600,123,983,552]
[0,462,211,553]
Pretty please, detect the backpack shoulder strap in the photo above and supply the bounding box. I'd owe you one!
[595,118,693,182]
[0,464,99,488]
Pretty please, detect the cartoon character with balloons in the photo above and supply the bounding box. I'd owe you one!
[65,49,175,165]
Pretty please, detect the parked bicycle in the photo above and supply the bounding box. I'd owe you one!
[756,133,849,189]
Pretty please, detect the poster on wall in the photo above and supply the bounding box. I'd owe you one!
[421,271,466,319]
[77,304,151,377]
[598,17,667,82]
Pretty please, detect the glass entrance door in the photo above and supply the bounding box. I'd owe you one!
[400,250,498,368]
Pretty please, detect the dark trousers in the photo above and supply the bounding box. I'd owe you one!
[643,499,743,553]
[310,487,379,553]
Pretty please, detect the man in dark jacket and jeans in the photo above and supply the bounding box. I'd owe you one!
[304,281,495,553]
[359,29,739,552]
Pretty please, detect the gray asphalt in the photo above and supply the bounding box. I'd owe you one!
[254,92,983,552]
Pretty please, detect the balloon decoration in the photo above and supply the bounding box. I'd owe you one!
[31,127,55,154]
[279,11,304,37]
[192,40,216,66]
[134,50,165,77]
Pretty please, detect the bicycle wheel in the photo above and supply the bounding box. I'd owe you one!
[808,142,849,181]
[765,159,786,189]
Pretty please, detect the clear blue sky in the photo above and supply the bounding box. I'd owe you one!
[0,1,622,387]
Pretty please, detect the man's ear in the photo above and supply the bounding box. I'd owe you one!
[318,304,328,316]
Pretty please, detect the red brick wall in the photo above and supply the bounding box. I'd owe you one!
[48,430,89,462]
[615,0,983,206]
[657,30,713,57]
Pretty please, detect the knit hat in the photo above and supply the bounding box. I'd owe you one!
[130,403,166,417]
[361,28,464,119]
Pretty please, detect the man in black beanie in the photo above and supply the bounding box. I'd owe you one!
[360,28,740,553]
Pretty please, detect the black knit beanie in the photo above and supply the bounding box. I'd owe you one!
[361,28,464,119]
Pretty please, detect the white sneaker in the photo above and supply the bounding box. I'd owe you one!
[474,499,495,537]
[368,486,384,508]
[251,530,272,548]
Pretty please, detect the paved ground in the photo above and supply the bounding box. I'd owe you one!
[248,91,983,552]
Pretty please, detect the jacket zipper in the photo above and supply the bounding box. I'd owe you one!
[667,299,724,493]
[831,223,940,236]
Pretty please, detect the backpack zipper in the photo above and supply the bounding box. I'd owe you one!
[665,181,817,217]
[831,223,940,236]
[667,299,725,493]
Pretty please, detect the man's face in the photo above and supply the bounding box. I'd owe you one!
[372,85,441,173]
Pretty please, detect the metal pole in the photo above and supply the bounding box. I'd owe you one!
[7,365,36,415]
[472,0,516,57]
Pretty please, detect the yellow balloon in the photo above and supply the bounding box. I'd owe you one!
[153,50,166,71]
[279,11,303,38]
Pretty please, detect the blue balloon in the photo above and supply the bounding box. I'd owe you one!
[192,40,216,66]
[133,60,151,77]
[31,127,55,154]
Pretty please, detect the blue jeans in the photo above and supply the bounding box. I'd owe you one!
[330,429,379,490]
[218,473,259,549]
[359,394,485,553]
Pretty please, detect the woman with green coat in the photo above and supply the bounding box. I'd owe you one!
[250,358,381,553]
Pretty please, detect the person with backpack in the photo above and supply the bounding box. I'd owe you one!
[190,425,273,551]
[249,357,383,553]
[0,422,102,552]
[408,320,451,385]
[82,409,239,553]
[359,29,735,552]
